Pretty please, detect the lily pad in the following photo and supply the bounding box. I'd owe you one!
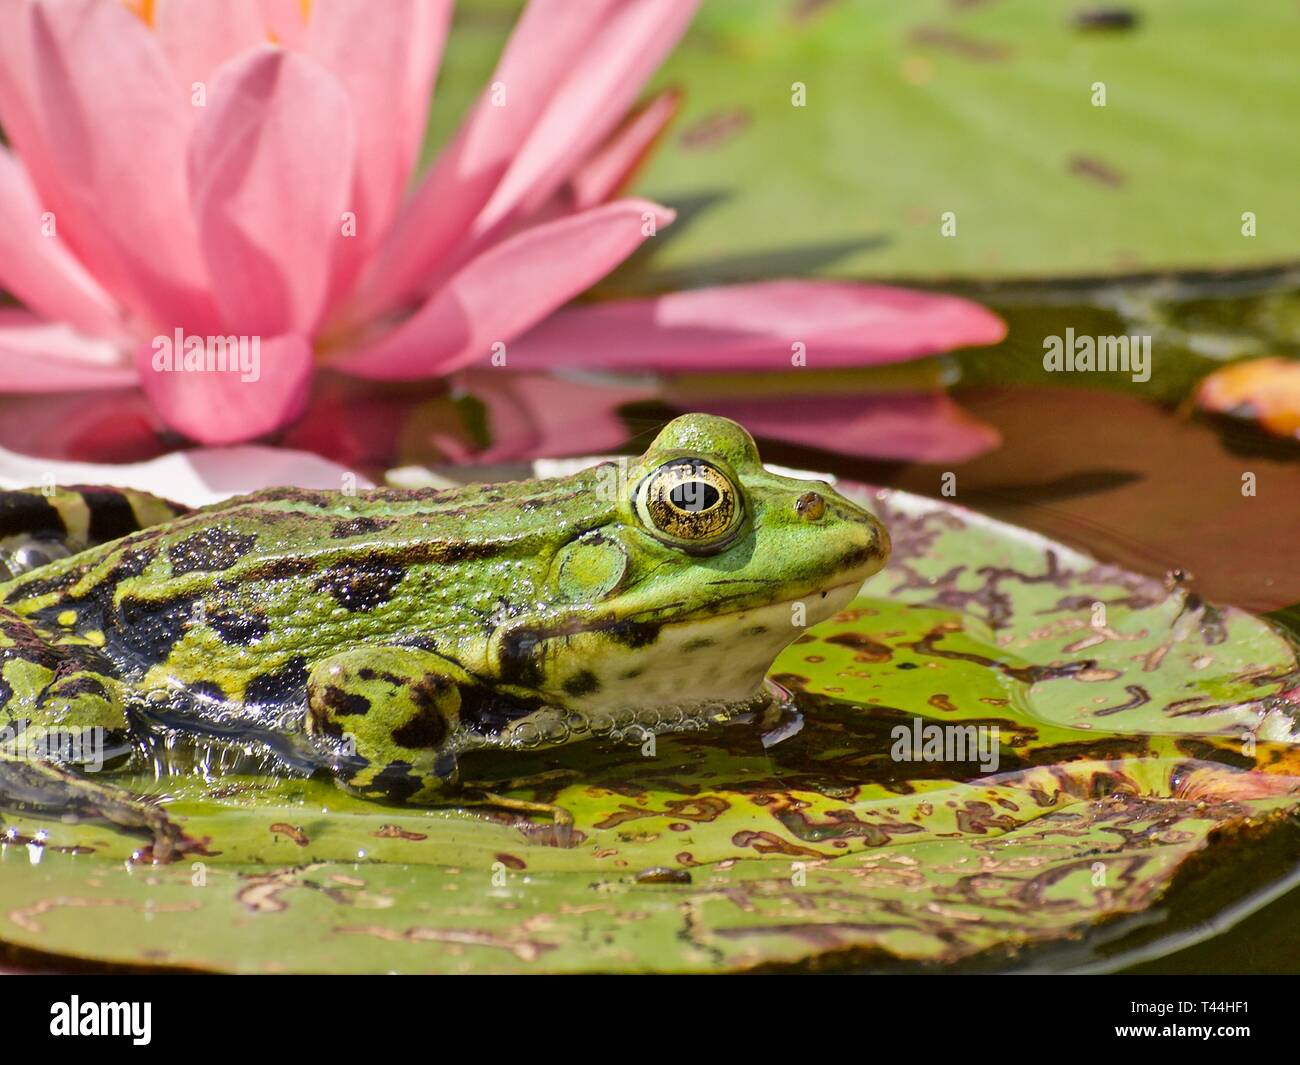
[431,1,1300,285]
[1,488,1297,973]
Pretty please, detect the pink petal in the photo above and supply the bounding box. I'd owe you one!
[693,393,1002,463]
[153,0,266,92]
[0,310,134,393]
[335,200,675,380]
[307,0,452,304]
[478,0,700,233]
[453,370,655,463]
[189,47,357,337]
[567,88,683,212]
[7,0,217,332]
[506,281,1008,372]
[352,0,624,319]
[136,332,314,445]
[0,389,163,465]
[0,146,124,338]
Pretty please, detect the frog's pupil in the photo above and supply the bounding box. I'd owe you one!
[670,481,720,512]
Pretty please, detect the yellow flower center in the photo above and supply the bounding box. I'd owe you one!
[121,1,313,30]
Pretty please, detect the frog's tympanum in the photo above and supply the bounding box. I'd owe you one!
[0,415,888,838]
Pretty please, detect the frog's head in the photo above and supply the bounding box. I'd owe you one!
[488,414,890,716]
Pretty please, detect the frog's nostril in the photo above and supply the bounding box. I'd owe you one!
[794,491,826,521]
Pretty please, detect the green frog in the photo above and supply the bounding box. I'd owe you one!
[0,414,889,851]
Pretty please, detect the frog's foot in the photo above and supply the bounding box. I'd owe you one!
[0,752,189,862]
[459,769,578,846]
[0,654,188,860]
[458,788,576,847]
[306,646,470,804]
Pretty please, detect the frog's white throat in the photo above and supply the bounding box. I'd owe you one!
[562,578,864,714]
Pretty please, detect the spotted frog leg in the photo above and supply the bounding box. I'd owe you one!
[305,646,575,841]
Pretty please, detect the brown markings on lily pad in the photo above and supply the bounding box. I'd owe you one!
[1073,7,1139,32]
[635,867,692,884]
[908,24,1012,61]
[1173,738,1256,772]
[373,824,428,841]
[773,804,927,847]
[907,621,1096,683]
[594,796,730,830]
[679,109,751,150]
[825,631,893,662]
[0,829,94,856]
[1069,154,1126,188]
[494,852,527,870]
[8,896,200,935]
[270,822,310,847]
[335,923,556,963]
[953,801,1020,835]
[236,864,347,913]
[876,512,1072,629]
[928,693,959,713]
[730,830,826,858]
[1094,684,1151,717]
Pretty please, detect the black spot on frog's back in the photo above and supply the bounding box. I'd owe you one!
[331,516,396,539]
[243,655,309,711]
[112,593,200,666]
[6,567,81,602]
[315,559,407,612]
[169,527,258,575]
[49,675,110,701]
[110,545,158,581]
[206,608,270,645]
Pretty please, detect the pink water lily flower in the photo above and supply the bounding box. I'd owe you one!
[0,0,1004,453]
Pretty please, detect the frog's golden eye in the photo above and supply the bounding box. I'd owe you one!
[635,459,742,550]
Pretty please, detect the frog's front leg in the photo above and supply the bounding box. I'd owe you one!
[305,646,471,804]
[305,647,575,841]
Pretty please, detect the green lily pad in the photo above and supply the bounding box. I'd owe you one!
[431,1,1300,285]
[1,489,1298,972]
